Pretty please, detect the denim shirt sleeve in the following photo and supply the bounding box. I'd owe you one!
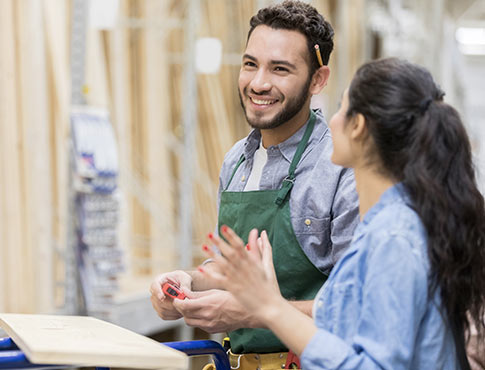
[301,234,428,369]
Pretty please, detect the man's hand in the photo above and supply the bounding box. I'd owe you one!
[150,270,192,320]
[172,289,260,333]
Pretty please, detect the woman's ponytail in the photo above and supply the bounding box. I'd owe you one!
[403,101,485,370]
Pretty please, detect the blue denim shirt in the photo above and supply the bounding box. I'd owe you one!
[301,184,458,369]
[218,109,359,274]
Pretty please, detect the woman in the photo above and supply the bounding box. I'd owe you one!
[200,58,485,369]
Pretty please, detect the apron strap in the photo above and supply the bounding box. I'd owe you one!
[225,154,246,191]
[225,110,317,197]
[275,110,317,206]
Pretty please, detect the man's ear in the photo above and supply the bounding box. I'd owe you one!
[309,66,330,95]
[350,113,367,141]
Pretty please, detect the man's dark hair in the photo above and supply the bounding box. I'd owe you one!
[248,0,334,75]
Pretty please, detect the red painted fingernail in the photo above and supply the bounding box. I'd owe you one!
[198,266,205,273]
[246,244,250,251]
[202,245,209,252]
[222,225,228,233]
[208,232,214,239]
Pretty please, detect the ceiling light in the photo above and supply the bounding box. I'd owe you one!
[456,27,485,55]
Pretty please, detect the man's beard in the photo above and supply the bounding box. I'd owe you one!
[239,76,312,130]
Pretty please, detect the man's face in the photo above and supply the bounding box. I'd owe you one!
[238,25,313,130]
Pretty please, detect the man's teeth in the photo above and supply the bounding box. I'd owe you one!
[251,98,275,105]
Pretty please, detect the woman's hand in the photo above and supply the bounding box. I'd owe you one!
[200,226,285,322]
[202,225,318,357]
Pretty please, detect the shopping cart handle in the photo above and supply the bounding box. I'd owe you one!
[164,340,230,370]
[1,337,226,370]
[0,337,107,370]
[0,338,17,351]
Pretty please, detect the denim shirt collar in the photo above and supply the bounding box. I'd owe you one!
[242,109,322,163]
[361,183,410,227]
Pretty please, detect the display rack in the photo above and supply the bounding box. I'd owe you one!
[70,107,123,318]
[62,0,201,338]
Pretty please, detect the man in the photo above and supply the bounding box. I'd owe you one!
[150,1,359,367]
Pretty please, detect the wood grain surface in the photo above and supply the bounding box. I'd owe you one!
[0,313,187,369]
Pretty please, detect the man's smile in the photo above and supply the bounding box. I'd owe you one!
[250,97,277,105]
[249,96,279,108]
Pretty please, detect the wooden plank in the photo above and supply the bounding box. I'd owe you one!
[0,0,19,312]
[13,0,34,313]
[19,0,54,312]
[1,0,25,313]
[16,0,54,314]
[0,313,187,369]
[143,0,176,274]
[85,28,110,107]
[108,0,135,277]
[43,0,71,309]
[127,0,149,275]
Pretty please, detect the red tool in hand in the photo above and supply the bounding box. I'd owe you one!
[162,283,187,300]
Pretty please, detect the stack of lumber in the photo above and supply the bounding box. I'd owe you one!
[0,0,70,313]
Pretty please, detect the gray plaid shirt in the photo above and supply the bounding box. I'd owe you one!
[218,109,359,274]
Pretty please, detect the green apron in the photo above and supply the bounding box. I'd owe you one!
[218,110,328,354]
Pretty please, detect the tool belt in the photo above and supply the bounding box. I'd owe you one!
[227,349,301,370]
[216,338,301,370]
[202,338,300,370]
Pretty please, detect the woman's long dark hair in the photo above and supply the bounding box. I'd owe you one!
[346,58,485,369]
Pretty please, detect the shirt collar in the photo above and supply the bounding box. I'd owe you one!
[360,183,410,227]
[243,129,262,159]
[242,109,326,163]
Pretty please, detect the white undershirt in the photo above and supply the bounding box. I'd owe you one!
[244,141,268,191]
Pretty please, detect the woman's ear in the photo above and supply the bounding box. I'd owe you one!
[309,66,330,95]
[350,113,367,141]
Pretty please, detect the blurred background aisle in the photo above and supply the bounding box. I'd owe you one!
[0,0,484,348]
